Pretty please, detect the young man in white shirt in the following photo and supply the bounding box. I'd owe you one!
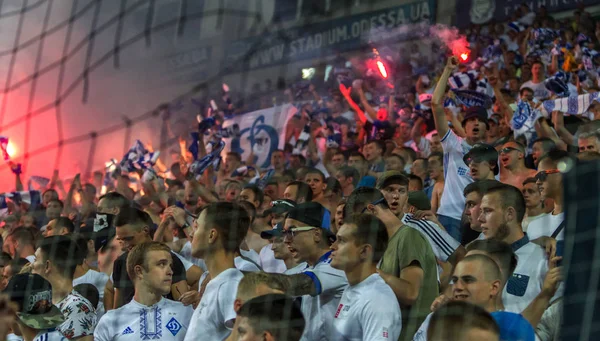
[330,214,402,340]
[185,202,251,341]
[529,150,571,241]
[236,294,306,341]
[431,56,488,242]
[520,61,550,101]
[521,177,547,232]
[95,242,193,340]
[31,236,97,340]
[478,184,557,313]
[260,223,306,275]
[463,180,502,238]
[265,202,348,341]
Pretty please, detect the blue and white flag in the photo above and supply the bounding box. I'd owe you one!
[119,140,159,174]
[189,140,225,177]
[449,89,493,108]
[28,176,50,191]
[542,92,600,117]
[512,101,542,137]
[0,190,42,215]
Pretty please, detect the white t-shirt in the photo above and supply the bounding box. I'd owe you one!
[437,130,474,220]
[401,214,460,263]
[331,274,402,341]
[234,256,261,272]
[522,213,548,232]
[413,313,432,341]
[502,237,555,313]
[95,297,193,341]
[521,81,550,101]
[184,268,243,341]
[285,262,308,275]
[300,251,348,341]
[73,269,109,319]
[525,212,564,241]
[178,241,207,271]
[258,244,287,273]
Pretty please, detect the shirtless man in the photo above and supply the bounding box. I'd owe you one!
[499,142,536,188]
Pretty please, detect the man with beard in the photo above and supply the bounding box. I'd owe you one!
[521,178,547,232]
[478,184,558,313]
[528,150,572,242]
[432,56,489,242]
[463,144,499,181]
[499,142,536,188]
[95,242,194,340]
[531,137,556,168]
[377,172,464,271]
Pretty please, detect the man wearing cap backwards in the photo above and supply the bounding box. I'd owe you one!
[414,255,535,341]
[4,273,65,341]
[95,242,194,341]
[463,143,499,181]
[30,236,97,340]
[344,187,437,341]
[432,56,489,242]
[257,200,296,273]
[376,172,464,277]
[329,214,402,340]
[264,202,348,341]
[499,141,536,188]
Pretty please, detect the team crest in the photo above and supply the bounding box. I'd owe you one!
[166,317,182,336]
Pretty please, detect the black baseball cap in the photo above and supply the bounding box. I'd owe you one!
[286,202,331,230]
[93,227,116,253]
[462,106,489,128]
[264,199,297,216]
[260,222,284,239]
[4,273,65,330]
[376,171,408,190]
[463,143,499,175]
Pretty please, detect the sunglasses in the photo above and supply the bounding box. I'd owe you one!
[535,169,560,182]
[361,197,387,213]
[283,225,316,239]
[500,147,521,154]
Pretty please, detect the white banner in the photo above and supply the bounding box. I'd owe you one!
[221,104,297,168]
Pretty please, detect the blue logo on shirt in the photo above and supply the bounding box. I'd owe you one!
[122,327,134,335]
[166,317,182,336]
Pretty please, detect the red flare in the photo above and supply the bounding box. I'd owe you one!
[376,61,388,78]
[460,53,469,61]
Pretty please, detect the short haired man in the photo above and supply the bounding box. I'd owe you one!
[330,152,346,170]
[384,154,406,172]
[31,236,97,340]
[185,202,251,341]
[2,229,37,264]
[499,142,536,188]
[347,152,368,177]
[330,214,402,340]
[263,202,347,341]
[531,137,556,167]
[270,150,286,175]
[344,187,438,340]
[238,185,264,209]
[283,181,313,204]
[304,168,327,204]
[335,166,359,198]
[530,150,571,241]
[4,273,65,341]
[363,140,386,173]
[408,174,424,191]
[236,294,305,341]
[463,180,502,237]
[111,207,190,309]
[224,272,288,341]
[43,217,75,237]
[95,242,193,340]
[578,131,600,152]
[478,184,558,312]
[427,301,500,341]
[521,177,547,232]
[463,143,499,181]
[260,223,306,275]
[376,173,464,271]
[97,192,130,215]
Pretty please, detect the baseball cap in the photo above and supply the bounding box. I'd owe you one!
[260,222,284,239]
[4,273,65,330]
[376,171,408,190]
[356,175,376,189]
[461,106,489,128]
[491,311,535,341]
[264,199,297,216]
[93,226,116,253]
[408,191,431,211]
[286,202,332,232]
[463,143,500,175]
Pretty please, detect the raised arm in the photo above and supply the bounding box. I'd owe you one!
[339,84,368,124]
[431,57,459,138]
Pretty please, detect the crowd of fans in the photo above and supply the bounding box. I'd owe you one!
[0,2,598,341]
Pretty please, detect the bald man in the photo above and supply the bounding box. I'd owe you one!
[499,142,536,188]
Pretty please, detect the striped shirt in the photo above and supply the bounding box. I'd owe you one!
[401,214,460,263]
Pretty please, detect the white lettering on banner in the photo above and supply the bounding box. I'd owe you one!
[167,48,210,71]
[220,104,297,168]
[247,2,430,67]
